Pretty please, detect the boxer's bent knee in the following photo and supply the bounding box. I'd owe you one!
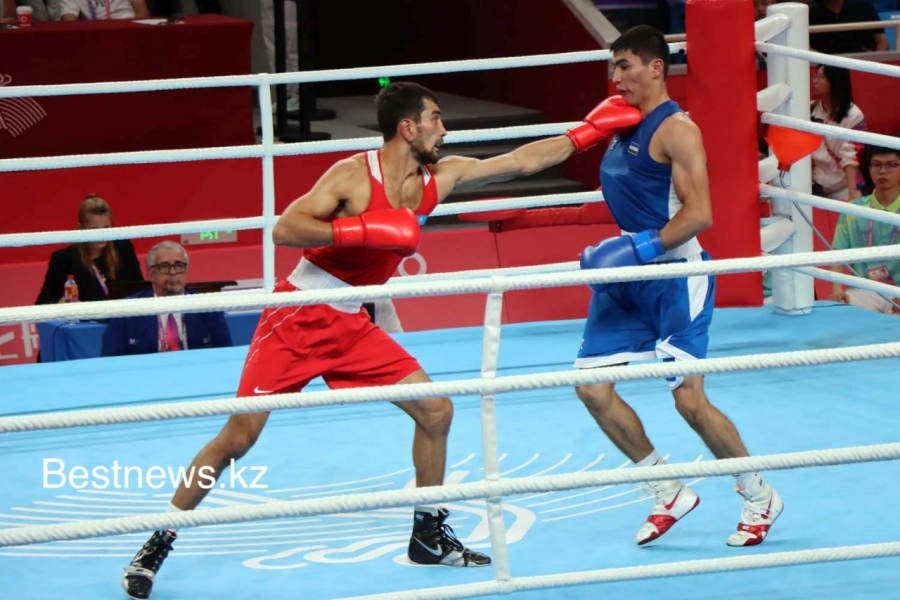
[396,396,453,435]
[214,413,269,460]
[575,382,616,412]
[417,397,454,435]
[394,369,454,435]
[671,375,707,426]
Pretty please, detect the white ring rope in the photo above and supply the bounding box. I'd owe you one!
[14,176,894,257]
[0,51,610,99]
[0,44,686,100]
[0,122,579,173]
[345,542,900,600]
[756,41,900,79]
[3,245,900,325]
[1,442,898,547]
[0,217,265,248]
[797,265,900,299]
[0,143,261,173]
[0,190,602,249]
[3,339,900,433]
[760,184,900,228]
[390,260,579,285]
[761,112,900,154]
[430,190,603,217]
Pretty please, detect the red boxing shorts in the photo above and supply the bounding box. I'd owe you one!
[237,280,421,397]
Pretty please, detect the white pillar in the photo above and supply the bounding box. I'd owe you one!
[767,2,814,315]
[258,81,277,293]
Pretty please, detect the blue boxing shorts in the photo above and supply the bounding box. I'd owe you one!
[574,251,715,389]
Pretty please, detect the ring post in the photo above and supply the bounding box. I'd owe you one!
[766,2,814,315]
[258,78,278,294]
[686,0,761,307]
[479,286,512,582]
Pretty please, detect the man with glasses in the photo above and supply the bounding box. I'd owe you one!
[829,145,900,314]
[101,241,232,356]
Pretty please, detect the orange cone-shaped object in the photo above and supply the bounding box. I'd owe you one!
[763,123,824,171]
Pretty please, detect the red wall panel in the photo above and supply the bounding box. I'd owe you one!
[495,224,620,324]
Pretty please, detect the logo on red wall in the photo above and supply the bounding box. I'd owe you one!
[0,323,40,365]
[0,74,47,138]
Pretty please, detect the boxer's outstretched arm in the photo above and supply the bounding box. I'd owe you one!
[659,119,714,250]
[434,136,576,197]
[272,159,363,248]
[433,96,641,199]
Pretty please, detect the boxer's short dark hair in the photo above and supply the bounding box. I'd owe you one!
[376,82,440,141]
[611,25,670,79]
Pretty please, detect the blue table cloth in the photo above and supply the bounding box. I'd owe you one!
[36,311,261,362]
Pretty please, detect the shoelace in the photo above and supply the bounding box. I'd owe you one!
[138,533,174,572]
[735,485,772,521]
[437,521,465,553]
[641,480,678,505]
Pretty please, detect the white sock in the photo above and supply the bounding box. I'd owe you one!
[735,472,762,492]
[636,450,682,493]
[635,449,663,468]
[165,502,181,534]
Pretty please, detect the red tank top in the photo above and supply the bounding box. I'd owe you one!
[303,150,439,286]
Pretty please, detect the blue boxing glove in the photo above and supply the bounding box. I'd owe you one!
[579,230,666,292]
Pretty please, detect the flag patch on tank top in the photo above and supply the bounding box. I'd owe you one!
[417,215,428,226]
[627,142,639,156]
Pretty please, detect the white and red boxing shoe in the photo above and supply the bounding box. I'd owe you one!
[635,480,700,545]
[727,477,784,547]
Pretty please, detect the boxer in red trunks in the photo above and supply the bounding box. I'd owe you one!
[123,82,642,599]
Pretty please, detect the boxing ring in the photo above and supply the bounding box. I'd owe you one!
[3,1,900,598]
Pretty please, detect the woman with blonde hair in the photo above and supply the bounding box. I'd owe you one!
[35,194,144,305]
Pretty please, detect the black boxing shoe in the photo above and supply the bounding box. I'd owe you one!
[407,506,491,567]
[122,530,176,599]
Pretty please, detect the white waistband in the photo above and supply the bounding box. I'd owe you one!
[286,257,362,314]
[622,232,703,262]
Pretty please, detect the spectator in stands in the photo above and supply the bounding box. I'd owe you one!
[36,194,144,305]
[809,0,889,54]
[261,0,300,114]
[2,0,60,21]
[0,0,12,23]
[101,241,232,356]
[755,0,775,20]
[810,64,867,200]
[666,0,686,34]
[829,145,900,314]
[59,0,148,20]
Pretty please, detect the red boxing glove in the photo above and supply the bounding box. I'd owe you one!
[565,96,642,154]
[332,207,420,256]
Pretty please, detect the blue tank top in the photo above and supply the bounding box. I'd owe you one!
[600,100,683,234]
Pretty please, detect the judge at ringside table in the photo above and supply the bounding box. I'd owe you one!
[101,240,232,356]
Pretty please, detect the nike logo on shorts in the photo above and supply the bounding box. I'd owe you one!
[253,386,274,395]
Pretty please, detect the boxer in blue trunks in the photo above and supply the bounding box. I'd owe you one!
[575,25,783,547]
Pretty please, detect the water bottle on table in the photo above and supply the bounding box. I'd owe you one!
[63,275,79,324]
